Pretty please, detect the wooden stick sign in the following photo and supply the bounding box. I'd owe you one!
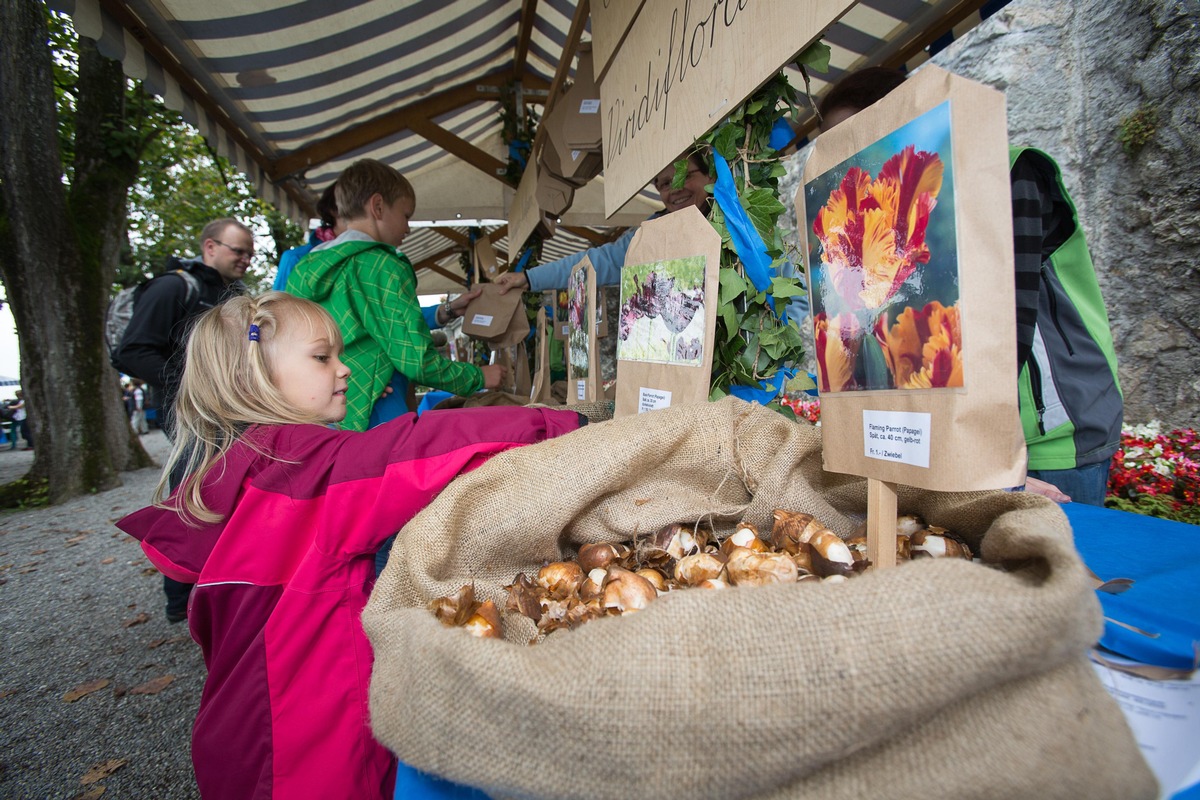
[795,66,1026,569]
[597,0,852,217]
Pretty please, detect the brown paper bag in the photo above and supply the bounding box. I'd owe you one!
[529,308,554,404]
[473,235,500,282]
[566,257,599,404]
[614,206,720,418]
[461,284,528,347]
[512,341,531,398]
[796,65,1025,492]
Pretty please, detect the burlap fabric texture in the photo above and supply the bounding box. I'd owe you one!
[363,397,1155,800]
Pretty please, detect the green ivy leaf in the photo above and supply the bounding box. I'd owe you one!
[769,276,807,298]
[742,187,787,244]
[785,373,817,394]
[718,268,748,304]
[795,41,832,73]
[712,124,742,161]
[720,300,740,342]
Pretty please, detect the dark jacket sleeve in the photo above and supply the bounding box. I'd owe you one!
[111,274,193,388]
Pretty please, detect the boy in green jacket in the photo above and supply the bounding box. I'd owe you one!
[287,159,506,431]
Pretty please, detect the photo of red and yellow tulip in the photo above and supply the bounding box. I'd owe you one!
[804,102,963,393]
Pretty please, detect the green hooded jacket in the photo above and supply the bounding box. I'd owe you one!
[286,238,482,430]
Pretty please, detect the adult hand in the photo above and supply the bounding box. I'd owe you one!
[494,271,529,295]
[480,364,508,391]
[438,287,483,324]
[1025,476,1071,504]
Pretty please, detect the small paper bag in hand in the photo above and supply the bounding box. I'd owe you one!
[530,308,554,404]
[462,284,527,347]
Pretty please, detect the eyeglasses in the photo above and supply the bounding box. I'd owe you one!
[653,168,703,194]
[213,240,253,260]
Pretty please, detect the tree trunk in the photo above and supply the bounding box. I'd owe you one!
[0,1,153,504]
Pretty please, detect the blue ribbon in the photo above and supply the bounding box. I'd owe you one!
[514,248,533,273]
[508,141,529,170]
[712,151,796,404]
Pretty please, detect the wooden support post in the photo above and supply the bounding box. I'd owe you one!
[867,478,898,570]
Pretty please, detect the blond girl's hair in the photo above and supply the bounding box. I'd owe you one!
[154,291,344,524]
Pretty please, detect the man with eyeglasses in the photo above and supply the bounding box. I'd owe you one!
[111,217,251,621]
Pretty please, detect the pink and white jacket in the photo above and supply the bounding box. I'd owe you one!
[118,407,581,799]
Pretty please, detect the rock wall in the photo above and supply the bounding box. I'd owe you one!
[782,0,1199,428]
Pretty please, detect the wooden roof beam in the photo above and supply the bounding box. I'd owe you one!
[407,118,512,187]
[434,224,507,249]
[513,0,539,78]
[532,0,591,153]
[269,71,551,182]
[413,246,468,285]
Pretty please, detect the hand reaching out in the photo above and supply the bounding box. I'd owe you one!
[480,364,508,391]
[494,272,529,295]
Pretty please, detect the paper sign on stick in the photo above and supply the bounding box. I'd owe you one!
[599,0,850,217]
[614,207,720,418]
[567,257,600,404]
[796,65,1025,492]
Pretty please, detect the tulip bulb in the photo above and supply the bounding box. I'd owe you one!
[601,566,657,614]
[771,509,827,554]
[580,568,607,601]
[577,542,621,573]
[674,552,725,586]
[463,600,503,639]
[809,530,855,577]
[726,551,799,587]
[537,561,585,599]
[896,514,926,537]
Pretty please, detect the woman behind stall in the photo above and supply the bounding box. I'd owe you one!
[494,151,713,295]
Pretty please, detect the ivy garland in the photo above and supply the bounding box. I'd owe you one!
[677,44,830,416]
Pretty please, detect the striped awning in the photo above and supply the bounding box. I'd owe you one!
[49,0,1006,291]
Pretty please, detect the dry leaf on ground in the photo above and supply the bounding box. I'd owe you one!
[129,675,175,695]
[80,758,127,785]
[122,613,150,628]
[63,678,111,702]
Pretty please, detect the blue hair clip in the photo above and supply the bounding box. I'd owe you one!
[248,324,260,342]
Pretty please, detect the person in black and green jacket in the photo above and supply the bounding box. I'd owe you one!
[287,159,507,432]
[819,68,1123,506]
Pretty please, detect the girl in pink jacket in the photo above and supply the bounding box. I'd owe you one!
[119,292,581,799]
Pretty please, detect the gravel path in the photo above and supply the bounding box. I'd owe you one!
[0,430,204,799]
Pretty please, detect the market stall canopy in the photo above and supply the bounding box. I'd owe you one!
[49,0,1005,291]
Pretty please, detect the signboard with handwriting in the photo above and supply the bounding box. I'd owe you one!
[599,0,851,217]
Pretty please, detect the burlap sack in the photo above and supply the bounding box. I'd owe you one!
[364,398,1154,800]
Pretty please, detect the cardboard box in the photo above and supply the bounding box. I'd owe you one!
[535,169,575,217]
